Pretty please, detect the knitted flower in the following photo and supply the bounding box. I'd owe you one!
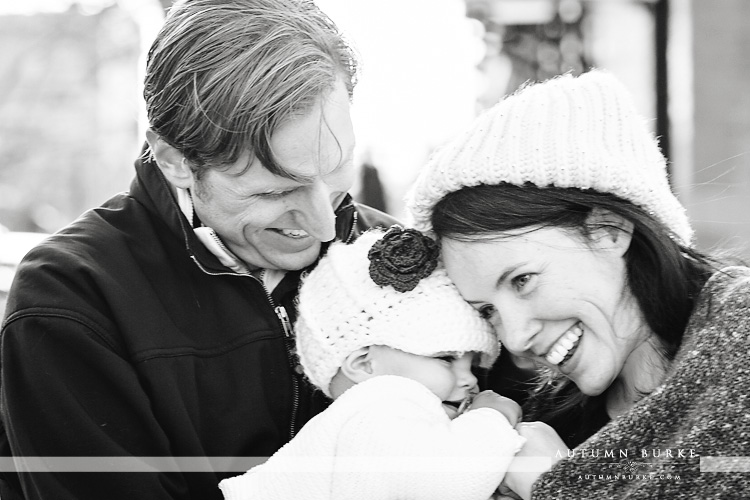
[367,225,439,292]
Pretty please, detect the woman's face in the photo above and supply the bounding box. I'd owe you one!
[441,225,650,397]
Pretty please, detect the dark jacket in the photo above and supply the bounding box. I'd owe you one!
[0,153,397,500]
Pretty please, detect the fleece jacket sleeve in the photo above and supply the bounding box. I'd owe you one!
[1,313,192,500]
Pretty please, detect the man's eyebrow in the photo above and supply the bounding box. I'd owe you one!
[286,152,354,184]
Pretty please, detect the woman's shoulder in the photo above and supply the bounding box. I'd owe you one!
[690,266,750,325]
[679,266,750,366]
[702,266,750,294]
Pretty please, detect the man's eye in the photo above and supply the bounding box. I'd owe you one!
[258,189,294,199]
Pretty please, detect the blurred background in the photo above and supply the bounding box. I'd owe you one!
[1,0,749,316]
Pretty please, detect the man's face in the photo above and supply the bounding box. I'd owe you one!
[190,79,356,271]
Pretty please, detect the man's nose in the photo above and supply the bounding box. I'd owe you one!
[295,181,337,242]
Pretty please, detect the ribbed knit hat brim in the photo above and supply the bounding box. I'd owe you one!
[405,70,693,246]
[295,230,499,397]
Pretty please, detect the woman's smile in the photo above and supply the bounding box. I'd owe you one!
[441,225,651,397]
[544,322,583,367]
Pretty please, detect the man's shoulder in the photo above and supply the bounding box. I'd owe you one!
[8,194,159,307]
[352,202,401,234]
[25,194,147,262]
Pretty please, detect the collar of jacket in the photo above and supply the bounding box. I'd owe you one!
[129,145,358,276]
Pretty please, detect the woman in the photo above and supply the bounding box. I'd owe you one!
[406,70,749,498]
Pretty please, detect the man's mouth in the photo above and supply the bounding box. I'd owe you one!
[544,322,583,366]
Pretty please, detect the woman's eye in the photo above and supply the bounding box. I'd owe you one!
[436,355,457,363]
[511,273,534,291]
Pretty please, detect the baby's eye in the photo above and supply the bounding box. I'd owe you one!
[478,304,496,320]
[435,355,458,363]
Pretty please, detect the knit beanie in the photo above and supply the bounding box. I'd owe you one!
[295,226,499,397]
[405,69,693,246]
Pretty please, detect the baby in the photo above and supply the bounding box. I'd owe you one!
[219,226,527,500]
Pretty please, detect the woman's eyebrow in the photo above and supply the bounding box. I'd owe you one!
[494,265,519,289]
[462,263,525,305]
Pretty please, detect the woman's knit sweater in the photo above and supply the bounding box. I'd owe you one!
[220,375,525,500]
[532,267,750,499]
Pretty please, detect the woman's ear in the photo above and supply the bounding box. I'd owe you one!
[339,346,376,384]
[585,207,634,256]
[145,129,194,190]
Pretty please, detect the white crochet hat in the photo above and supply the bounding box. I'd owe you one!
[295,227,499,397]
[406,69,693,246]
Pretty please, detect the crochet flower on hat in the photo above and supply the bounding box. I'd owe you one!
[367,225,439,292]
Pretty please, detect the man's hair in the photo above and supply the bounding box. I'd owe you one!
[143,0,358,179]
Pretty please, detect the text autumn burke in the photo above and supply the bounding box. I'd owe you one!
[557,448,698,459]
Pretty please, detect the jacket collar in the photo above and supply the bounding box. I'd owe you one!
[129,145,358,275]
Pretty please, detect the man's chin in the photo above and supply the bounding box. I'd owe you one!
[256,243,322,272]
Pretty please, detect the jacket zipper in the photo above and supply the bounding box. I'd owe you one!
[345,210,358,243]
[269,292,300,439]
[258,272,301,440]
[187,255,301,439]
[183,206,358,441]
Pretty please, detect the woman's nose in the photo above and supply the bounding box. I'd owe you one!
[493,301,540,355]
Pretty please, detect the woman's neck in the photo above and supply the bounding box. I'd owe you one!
[605,335,670,419]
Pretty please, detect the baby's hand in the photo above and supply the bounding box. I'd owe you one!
[469,390,522,426]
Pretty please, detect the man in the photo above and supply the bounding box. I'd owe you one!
[0,1,395,498]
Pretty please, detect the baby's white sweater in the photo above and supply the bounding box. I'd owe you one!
[219,375,525,500]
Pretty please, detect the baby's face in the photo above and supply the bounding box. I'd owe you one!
[367,346,479,419]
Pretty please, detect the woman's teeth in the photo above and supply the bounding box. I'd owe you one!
[545,323,583,366]
[278,229,309,238]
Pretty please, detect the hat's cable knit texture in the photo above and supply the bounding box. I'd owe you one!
[295,230,499,397]
[405,70,693,246]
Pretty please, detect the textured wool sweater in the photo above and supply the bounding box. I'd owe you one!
[532,267,750,499]
[220,375,525,500]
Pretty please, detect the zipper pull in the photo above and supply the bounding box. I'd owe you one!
[274,305,293,337]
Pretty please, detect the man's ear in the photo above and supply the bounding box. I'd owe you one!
[585,207,634,256]
[339,346,375,384]
[145,129,194,190]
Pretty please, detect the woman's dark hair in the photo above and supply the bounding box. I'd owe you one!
[432,182,719,425]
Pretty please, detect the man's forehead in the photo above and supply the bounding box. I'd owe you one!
[220,148,351,187]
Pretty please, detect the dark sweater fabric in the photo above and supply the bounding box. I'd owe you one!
[532,267,750,499]
[0,152,397,500]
